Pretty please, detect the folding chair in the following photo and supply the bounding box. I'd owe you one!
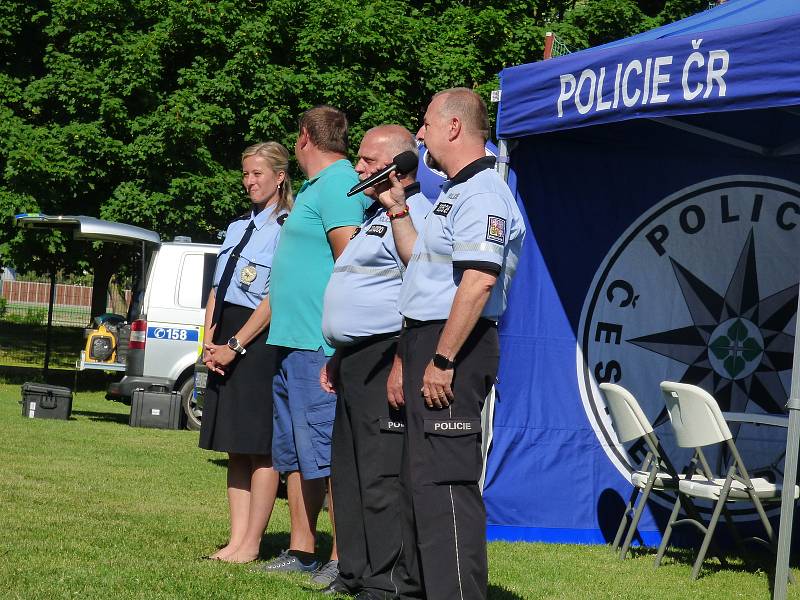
[599,383,698,559]
[655,381,799,580]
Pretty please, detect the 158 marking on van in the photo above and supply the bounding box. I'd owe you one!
[147,327,199,342]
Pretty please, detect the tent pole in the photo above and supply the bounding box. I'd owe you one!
[773,289,800,600]
[498,138,510,182]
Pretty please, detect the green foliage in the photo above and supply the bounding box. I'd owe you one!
[0,0,706,277]
[0,297,6,318]
[565,0,658,48]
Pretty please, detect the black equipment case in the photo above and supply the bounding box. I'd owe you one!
[21,383,73,420]
[129,386,184,430]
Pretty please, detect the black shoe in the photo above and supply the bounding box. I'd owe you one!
[320,578,354,596]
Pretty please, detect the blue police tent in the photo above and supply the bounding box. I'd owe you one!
[486,0,800,545]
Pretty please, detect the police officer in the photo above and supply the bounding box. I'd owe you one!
[199,141,292,563]
[319,125,428,599]
[377,89,525,599]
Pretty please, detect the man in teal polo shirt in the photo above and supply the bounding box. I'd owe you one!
[259,105,371,580]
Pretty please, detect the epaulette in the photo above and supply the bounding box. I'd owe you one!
[234,212,250,221]
[277,213,288,226]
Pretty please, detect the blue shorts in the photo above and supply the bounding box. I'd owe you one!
[270,346,336,479]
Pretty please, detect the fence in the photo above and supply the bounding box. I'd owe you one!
[1,278,131,328]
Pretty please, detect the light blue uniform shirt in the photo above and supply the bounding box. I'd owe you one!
[213,206,287,309]
[322,187,430,348]
[398,157,525,321]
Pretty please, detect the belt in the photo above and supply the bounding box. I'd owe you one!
[403,318,446,329]
[403,317,497,329]
[341,331,401,355]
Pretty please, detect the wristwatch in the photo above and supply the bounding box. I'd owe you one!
[227,336,247,355]
[432,353,455,370]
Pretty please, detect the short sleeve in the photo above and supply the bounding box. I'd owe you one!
[451,192,510,274]
[319,174,368,232]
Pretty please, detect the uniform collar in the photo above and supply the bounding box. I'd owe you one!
[447,156,496,187]
[250,205,278,230]
[404,181,421,196]
[364,182,422,219]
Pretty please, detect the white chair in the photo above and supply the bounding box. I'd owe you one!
[599,383,700,559]
[655,381,799,580]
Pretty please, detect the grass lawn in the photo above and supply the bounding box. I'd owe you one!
[1,382,798,599]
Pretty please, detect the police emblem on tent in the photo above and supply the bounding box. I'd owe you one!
[578,176,800,513]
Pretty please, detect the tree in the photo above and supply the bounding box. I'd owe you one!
[0,0,707,318]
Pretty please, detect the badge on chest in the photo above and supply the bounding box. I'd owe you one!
[433,202,453,217]
[366,224,388,237]
[240,264,258,285]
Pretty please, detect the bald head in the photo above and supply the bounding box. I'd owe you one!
[355,124,418,182]
[432,87,490,142]
[364,125,418,159]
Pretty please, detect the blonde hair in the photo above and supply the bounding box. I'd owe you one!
[241,141,294,213]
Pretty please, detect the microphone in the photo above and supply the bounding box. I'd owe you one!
[347,150,418,197]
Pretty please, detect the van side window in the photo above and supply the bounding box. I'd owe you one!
[177,253,207,308]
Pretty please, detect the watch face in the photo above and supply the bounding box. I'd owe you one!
[227,337,238,348]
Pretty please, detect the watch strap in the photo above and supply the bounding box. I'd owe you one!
[433,353,455,370]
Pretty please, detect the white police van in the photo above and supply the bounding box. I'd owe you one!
[107,239,218,429]
[15,214,218,429]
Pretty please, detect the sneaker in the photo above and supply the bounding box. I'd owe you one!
[310,559,340,586]
[255,549,320,573]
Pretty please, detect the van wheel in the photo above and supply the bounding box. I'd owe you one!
[179,377,201,431]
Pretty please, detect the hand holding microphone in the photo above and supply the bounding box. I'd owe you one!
[347,150,418,197]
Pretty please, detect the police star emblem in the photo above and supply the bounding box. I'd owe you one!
[240,264,257,285]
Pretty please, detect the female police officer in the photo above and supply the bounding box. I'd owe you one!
[199,142,292,563]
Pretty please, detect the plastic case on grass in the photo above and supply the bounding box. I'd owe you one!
[129,385,184,430]
[20,383,73,420]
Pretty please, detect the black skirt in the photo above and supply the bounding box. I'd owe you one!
[198,302,276,455]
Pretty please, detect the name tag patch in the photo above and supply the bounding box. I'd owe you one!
[366,224,388,237]
[380,417,406,433]
[486,215,506,245]
[433,202,453,217]
[424,418,481,437]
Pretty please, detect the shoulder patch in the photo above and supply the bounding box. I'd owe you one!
[433,202,453,217]
[486,215,506,245]
[350,227,361,240]
[366,224,387,237]
[277,213,288,226]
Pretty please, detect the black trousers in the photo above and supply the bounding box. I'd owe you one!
[398,320,499,600]
[331,335,417,596]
